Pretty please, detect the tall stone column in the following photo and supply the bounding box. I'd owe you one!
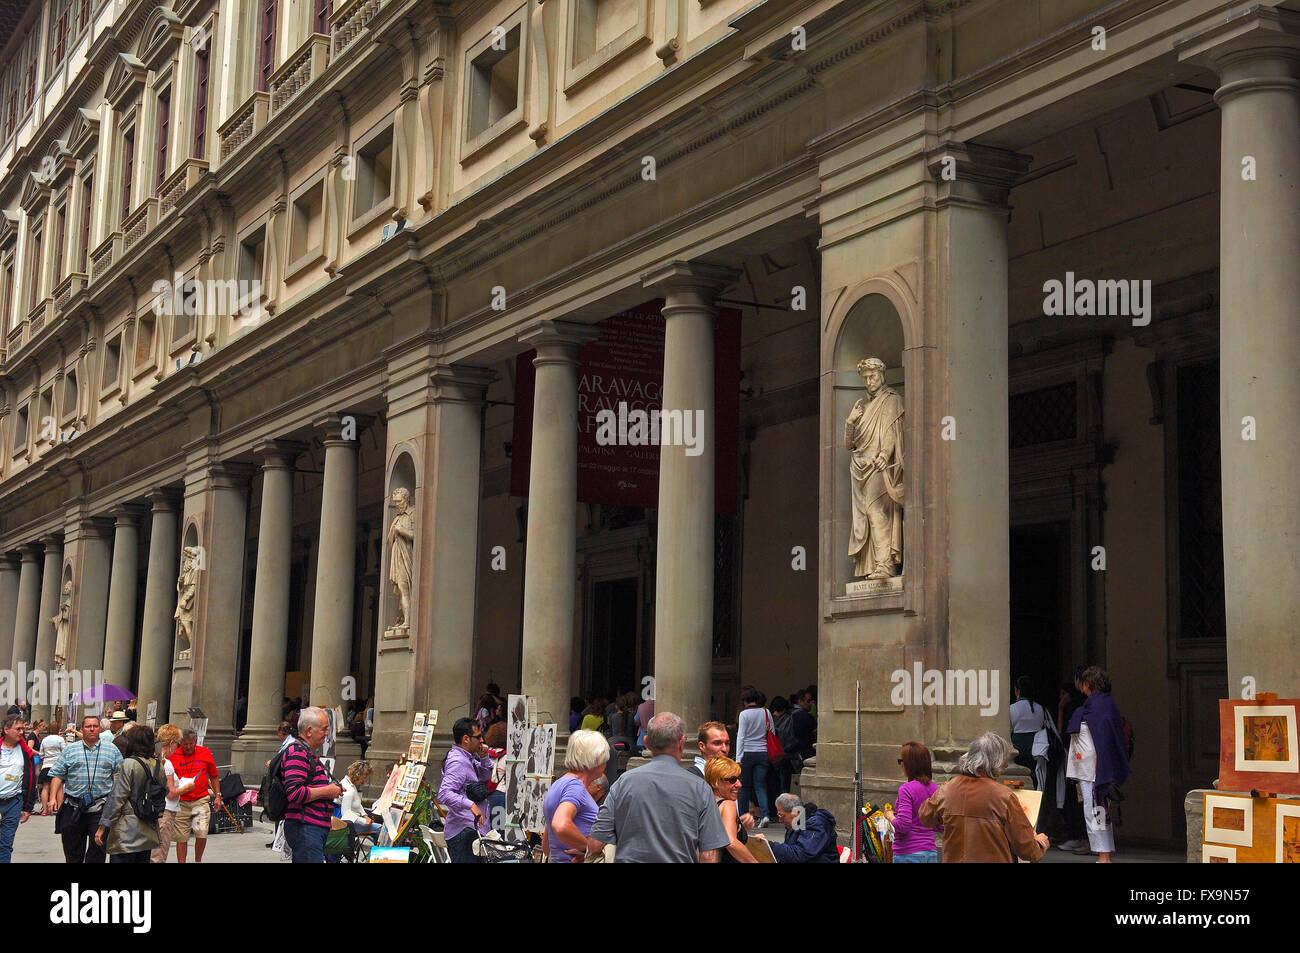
[309,415,358,713]
[33,536,64,721]
[191,465,252,762]
[0,556,19,676]
[10,546,43,675]
[137,491,180,719]
[233,440,303,778]
[927,142,1029,751]
[74,520,113,675]
[102,506,145,691]
[1178,7,1300,696]
[519,321,596,731]
[642,262,737,735]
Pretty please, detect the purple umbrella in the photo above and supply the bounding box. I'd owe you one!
[73,683,136,705]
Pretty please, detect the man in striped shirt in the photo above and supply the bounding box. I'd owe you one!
[281,706,341,863]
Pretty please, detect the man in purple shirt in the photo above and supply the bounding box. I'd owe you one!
[437,717,493,863]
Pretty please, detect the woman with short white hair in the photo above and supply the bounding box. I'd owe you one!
[541,729,610,863]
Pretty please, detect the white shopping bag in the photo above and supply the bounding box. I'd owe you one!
[1066,721,1097,782]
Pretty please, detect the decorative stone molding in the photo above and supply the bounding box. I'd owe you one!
[270,34,330,116]
[217,92,270,163]
[157,157,209,219]
[106,53,149,111]
[331,0,386,60]
[122,198,158,253]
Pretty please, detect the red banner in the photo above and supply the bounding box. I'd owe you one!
[510,300,739,515]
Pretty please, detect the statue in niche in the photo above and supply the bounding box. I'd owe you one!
[52,579,73,670]
[174,546,200,647]
[385,487,415,638]
[846,356,904,579]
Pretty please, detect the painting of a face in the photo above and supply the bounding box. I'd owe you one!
[1243,716,1290,763]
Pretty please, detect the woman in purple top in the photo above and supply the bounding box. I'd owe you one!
[885,741,941,863]
[542,729,609,863]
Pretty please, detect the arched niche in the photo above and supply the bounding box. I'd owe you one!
[831,293,907,591]
[176,521,201,658]
[380,451,418,639]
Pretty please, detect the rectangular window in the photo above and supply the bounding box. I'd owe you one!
[29,227,43,309]
[52,10,69,70]
[79,175,93,273]
[1,261,13,332]
[192,46,209,158]
[289,181,324,263]
[258,0,278,93]
[467,27,521,140]
[353,129,393,219]
[76,0,89,33]
[4,92,15,139]
[14,407,29,451]
[155,89,170,191]
[24,61,35,110]
[54,205,67,283]
[314,0,332,35]
[121,130,135,223]
[239,228,266,286]
[101,336,122,391]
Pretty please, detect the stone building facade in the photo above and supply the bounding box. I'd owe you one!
[0,0,1296,849]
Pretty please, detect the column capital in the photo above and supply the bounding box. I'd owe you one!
[253,439,308,469]
[147,488,183,513]
[18,544,43,563]
[76,518,112,540]
[517,320,598,365]
[926,141,1032,211]
[0,552,21,571]
[312,412,372,446]
[1176,7,1300,84]
[108,503,149,526]
[208,462,257,491]
[39,533,66,551]
[640,260,739,298]
[429,364,496,404]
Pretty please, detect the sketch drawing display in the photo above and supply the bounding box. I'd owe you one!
[526,724,556,777]
[507,694,528,760]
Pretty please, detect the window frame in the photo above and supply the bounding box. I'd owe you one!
[461,9,529,164]
[192,42,209,160]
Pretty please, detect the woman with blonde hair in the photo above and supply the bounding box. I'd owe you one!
[340,761,382,835]
[542,729,609,863]
[150,724,186,863]
[706,756,756,863]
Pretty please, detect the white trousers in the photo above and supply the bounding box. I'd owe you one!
[1080,780,1115,854]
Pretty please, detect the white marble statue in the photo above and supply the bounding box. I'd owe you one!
[846,356,904,579]
[386,487,415,636]
[52,579,72,670]
[174,546,200,647]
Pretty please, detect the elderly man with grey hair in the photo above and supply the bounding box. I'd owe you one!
[586,712,731,863]
[917,731,1049,863]
[753,793,840,863]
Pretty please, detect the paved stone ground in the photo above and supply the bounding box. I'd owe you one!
[10,809,1182,863]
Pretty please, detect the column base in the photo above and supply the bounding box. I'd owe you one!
[230,728,287,787]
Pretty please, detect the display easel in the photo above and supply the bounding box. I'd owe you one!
[377,710,439,846]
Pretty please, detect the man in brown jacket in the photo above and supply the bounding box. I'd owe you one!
[918,731,1050,862]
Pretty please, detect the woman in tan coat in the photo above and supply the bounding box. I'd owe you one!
[918,731,1049,863]
[94,725,162,863]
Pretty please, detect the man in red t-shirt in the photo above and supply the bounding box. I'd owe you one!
[168,728,222,863]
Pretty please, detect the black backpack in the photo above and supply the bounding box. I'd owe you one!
[130,758,168,822]
[261,742,315,823]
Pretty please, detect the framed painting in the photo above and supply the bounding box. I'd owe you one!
[1219,698,1300,794]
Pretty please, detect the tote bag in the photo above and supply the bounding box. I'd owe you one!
[764,711,785,763]
[1066,721,1097,782]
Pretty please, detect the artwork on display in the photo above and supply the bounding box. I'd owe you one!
[368,845,410,863]
[394,762,426,810]
[145,701,157,729]
[1219,698,1300,794]
[374,764,402,816]
[186,708,208,747]
[507,694,529,761]
[845,355,904,580]
[521,776,550,833]
[526,724,556,778]
[408,711,437,764]
[1201,791,1300,863]
[1013,789,1042,829]
[320,708,338,777]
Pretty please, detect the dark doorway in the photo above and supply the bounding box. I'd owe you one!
[588,577,639,697]
[1010,521,1071,710]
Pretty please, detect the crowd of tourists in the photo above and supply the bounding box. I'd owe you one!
[0,664,1129,864]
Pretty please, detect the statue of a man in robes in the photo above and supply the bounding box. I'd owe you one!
[386,487,415,635]
[174,546,200,647]
[846,357,904,579]
[52,579,73,670]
